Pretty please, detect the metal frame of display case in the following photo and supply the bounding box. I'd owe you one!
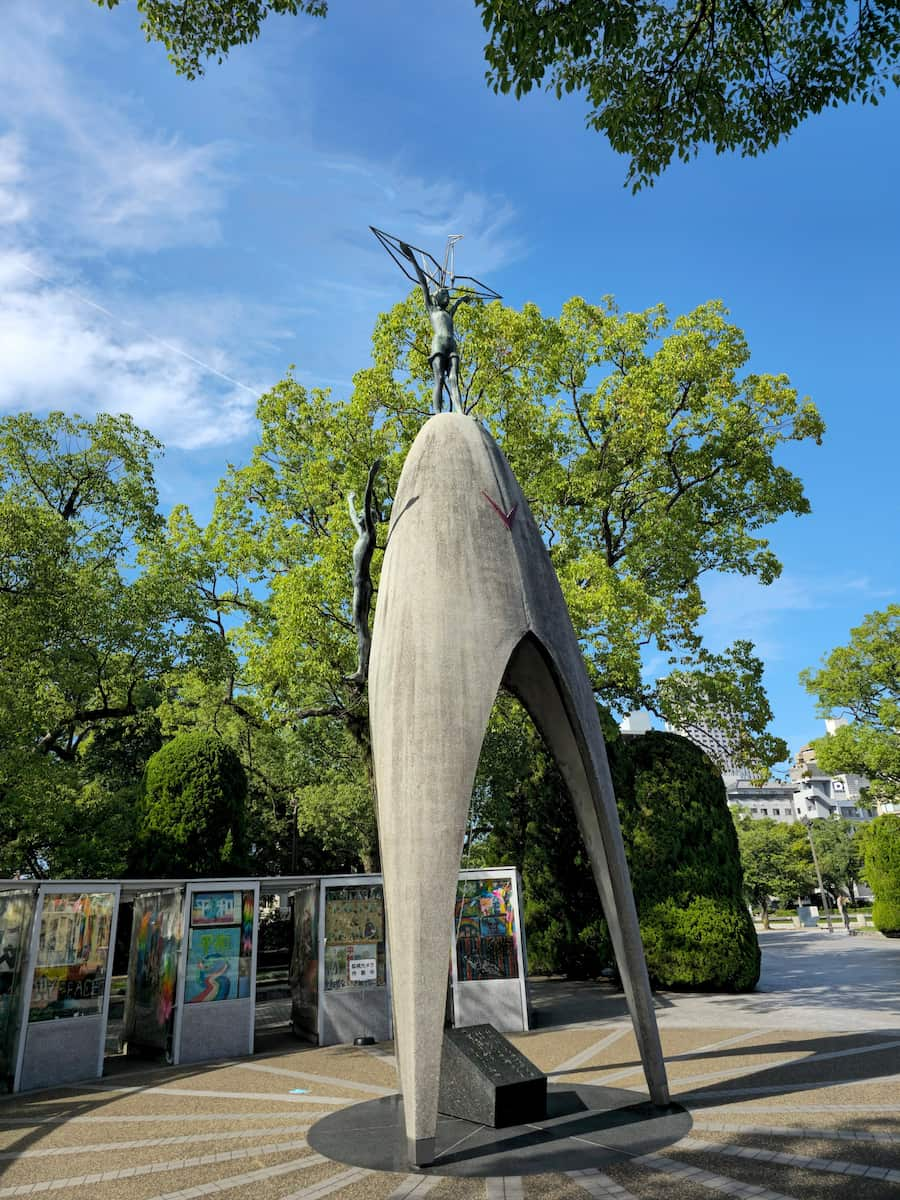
[449,867,529,1033]
[0,883,39,1091]
[317,873,393,1046]
[13,881,121,1092]
[172,880,260,1066]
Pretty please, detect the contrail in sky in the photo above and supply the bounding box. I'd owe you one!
[19,261,259,396]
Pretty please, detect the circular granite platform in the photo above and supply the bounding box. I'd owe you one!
[307,1082,691,1177]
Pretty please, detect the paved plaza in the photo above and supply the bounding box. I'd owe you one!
[1,931,898,1198]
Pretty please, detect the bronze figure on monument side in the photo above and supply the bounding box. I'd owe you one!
[345,457,380,687]
[370,227,501,415]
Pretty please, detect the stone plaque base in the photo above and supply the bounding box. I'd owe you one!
[438,1023,546,1128]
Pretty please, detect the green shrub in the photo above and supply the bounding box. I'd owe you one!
[872,899,900,937]
[861,814,900,938]
[638,896,761,989]
[137,731,248,876]
[619,731,760,991]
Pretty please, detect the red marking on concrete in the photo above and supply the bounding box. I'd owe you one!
[482,490,518,530]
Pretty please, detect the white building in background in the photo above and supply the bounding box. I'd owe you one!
[619,710,654,736]
[726,780,797,823]
[663,716,748,787]
[617,711,877,824]
[789,741,870,822]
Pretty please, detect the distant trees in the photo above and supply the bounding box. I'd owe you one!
[802,606,900,803]
[731,811,813,926]
[806,818,866,900]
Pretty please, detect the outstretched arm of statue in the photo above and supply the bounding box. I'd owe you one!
[363,459,381,537]
[348,490,363,538]
[400,242,432,309]
[449,293,472,317]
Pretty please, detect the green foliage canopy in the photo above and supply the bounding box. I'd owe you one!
[92,1,900,188]
[0,291,821,876]
[477,1,900,188]
[0,412,181,876]
[802,605,900,800]
[94,0,327,79]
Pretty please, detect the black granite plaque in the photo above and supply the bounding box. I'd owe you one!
[438,1023,547,1127]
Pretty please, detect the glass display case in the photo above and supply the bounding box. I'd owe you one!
[323,883,386,991]
[123,889,183,1056]
[184,890,255,1003]
[288,882,319,1040]
[454,875,520,982]
[450,869,528,1033]
[28,891,116,1023]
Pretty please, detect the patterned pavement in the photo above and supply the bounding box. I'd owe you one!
[1,933,898,1198]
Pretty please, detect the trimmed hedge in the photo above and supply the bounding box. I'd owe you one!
[863,813,900,937]
[637,896,762,990]
[485,710,760,990]
[617,730,760,991]
[138,731,248,876]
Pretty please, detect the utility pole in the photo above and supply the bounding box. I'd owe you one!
[804,819,833,934]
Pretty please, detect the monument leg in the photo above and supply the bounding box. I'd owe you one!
[372,654,505,1164]
[505,636,669,1106]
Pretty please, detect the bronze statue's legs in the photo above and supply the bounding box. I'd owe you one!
[448,354,462,412]
[430,357,445,414]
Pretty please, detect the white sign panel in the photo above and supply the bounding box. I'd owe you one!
[349,957,377,983]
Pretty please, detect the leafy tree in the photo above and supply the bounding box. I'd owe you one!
[0,412,182,876]
[801,606,900,801]
[94,2,900,188]
[93,0,327,79]
[190,292,818,871]
[806,817,865,899]
[138,730,248,875]
[859,813,900,936]
[731,810,814,925]
[477,2,900,189]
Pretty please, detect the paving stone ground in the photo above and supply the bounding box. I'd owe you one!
[1,931,897,1199]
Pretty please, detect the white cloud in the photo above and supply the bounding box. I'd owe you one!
[0,250,258,450]
[0,3,523,450]
[317,154,520,291]
[697,570,889,661]
[0,6,227,253]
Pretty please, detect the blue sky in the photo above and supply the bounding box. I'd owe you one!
[1,1,897,767]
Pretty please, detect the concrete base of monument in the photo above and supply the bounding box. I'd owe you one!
[307,1083,691,1176]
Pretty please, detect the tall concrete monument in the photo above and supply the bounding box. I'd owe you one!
[369,413,670,1167]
